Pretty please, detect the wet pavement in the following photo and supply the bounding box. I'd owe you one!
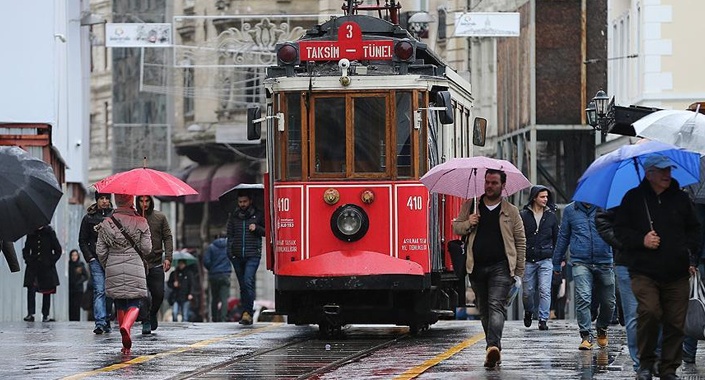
[3,319,705,379]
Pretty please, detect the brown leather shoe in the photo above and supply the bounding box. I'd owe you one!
[484,346,501,368]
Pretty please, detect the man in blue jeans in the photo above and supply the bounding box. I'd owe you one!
[78,192,114,334]
[520,185,558,331]
[553,201,616,350]
[227,192,265,325]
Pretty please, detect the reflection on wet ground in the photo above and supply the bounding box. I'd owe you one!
[2,320,705,379]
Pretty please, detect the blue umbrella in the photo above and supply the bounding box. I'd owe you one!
[572,141,700,209]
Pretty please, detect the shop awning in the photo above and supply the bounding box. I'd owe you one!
[184,165,218,204]
[183,163,250,204]
[210,162,246,202]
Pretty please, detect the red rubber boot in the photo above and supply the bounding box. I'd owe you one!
[120,307,140,354]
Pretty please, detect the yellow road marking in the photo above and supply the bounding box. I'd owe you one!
[393,332,485,380]
[61,324,281,380]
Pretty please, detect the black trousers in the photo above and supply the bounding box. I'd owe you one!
[631,274,689,376]
[69,291,83,321]
[27,287,50,317]
[139,266,165,322]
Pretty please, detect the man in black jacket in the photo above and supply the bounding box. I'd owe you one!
[519,185,558,331]
[78,192,114,334]
[615,155,701,380]
[227,192,265,325]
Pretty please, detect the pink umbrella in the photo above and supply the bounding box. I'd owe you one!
[420,157,531,200]
[93,167,198,197]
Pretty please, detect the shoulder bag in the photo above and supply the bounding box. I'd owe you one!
[110,215,149,274]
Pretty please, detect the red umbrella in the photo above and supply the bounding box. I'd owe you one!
[93,167,198,196]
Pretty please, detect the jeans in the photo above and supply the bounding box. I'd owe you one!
[230,255,261,315]
[468,260,513,350]
[615,265,639,369]
[27,286,50,317]
[209,274,231,322]
[572,263,616,335]
[173,301,191,322]
[89,259,113,328]
[522,258,552,321]
[139,265,165,323]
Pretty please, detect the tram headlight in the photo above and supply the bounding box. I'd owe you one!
[277,43,299,65]
[393,40,414,62]
[330,204,369,242]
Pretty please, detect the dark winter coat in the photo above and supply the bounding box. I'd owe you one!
[78,203,113,263]
[615,178,702,282]
[204,238,232,277]
[136,195,174,267]
[167,267,194,304]
[68,259,88,294]
[520,185,559,262]
[23,226,62,292]
[595,208,630,267]
[227,205,265,259]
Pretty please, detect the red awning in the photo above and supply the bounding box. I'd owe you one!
[210,162,246,202]
[184,165,218,204]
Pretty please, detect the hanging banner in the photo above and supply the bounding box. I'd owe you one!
[454,12,520,37]
[105,23,172,47]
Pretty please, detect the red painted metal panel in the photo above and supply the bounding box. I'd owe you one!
[277,250,424,277]
[395,184,430,272]
[306,184,392,258]
[273,185,304,272]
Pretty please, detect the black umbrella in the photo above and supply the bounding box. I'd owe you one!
[218,183,264,211]
[0,146,63,242]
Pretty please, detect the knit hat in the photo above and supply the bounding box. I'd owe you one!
[94,191,111,201]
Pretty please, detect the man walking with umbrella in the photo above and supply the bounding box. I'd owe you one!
[452,169,526,368]
[615,155,701,380]
[136,195,173,334]
[79,192,114,334]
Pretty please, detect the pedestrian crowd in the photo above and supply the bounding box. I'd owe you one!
[17,188,264,355]
[10,150,705,377]
[453,155,704,380]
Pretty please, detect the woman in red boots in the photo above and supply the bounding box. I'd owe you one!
[95,193,152,354]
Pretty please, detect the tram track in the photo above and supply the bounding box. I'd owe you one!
[173,326,411,379]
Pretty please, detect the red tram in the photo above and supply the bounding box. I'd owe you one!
[247,1,487,336]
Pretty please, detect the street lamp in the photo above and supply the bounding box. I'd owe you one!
[587,90,614,135]
[593,90,610,119]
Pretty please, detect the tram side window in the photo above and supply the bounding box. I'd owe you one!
[396,92,412,178]
[354,97,386,173]
[314,98,346,173]
[286,93,302,179]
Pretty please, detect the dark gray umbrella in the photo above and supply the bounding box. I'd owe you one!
[0,146,63,242]
[218,183,264,211]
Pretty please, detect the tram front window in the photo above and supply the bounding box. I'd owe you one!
[354,97,386,173]
[314,98,346,173]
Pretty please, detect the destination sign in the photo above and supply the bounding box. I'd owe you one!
[298,21,394,61]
